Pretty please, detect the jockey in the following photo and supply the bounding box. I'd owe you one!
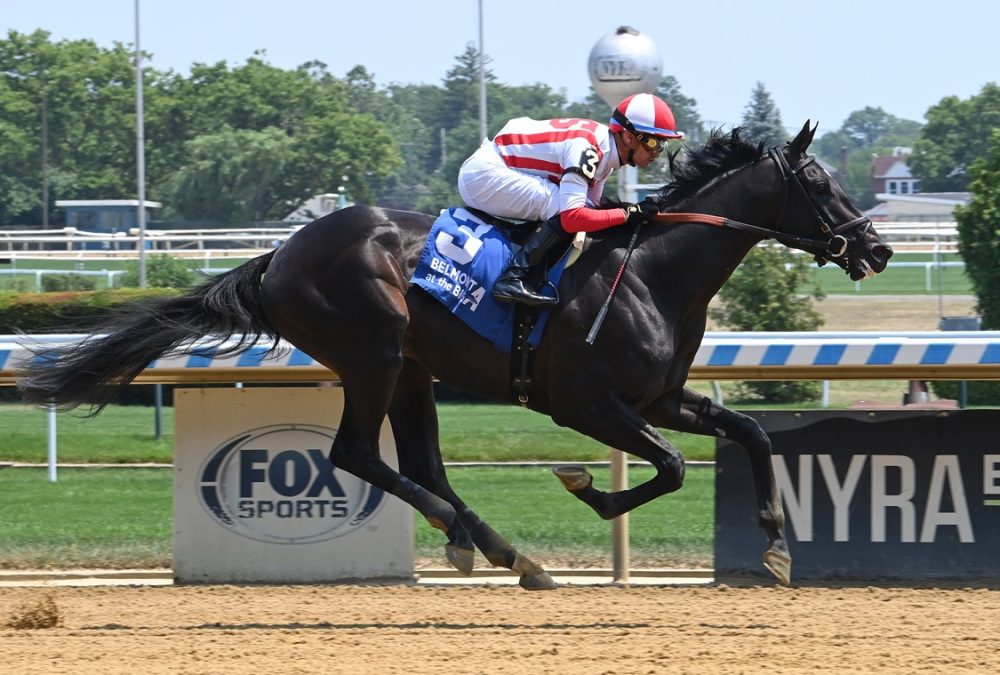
[457,93,684,307]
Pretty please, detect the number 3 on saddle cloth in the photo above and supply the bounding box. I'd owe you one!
[411,207,574,353]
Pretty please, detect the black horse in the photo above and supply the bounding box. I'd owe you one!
[19,122,892,589]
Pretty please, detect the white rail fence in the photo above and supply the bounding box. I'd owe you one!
[0,220,956,254]
[1,221,965,291]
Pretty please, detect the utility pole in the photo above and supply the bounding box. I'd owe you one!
[478,0,487,140]
[40,83,49,227]
[135,0,148,288]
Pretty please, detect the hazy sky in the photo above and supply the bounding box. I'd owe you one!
[4,0,998,135]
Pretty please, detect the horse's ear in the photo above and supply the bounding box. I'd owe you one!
[788,120,817,156]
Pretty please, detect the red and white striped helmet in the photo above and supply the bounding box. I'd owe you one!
[609,93,684,139]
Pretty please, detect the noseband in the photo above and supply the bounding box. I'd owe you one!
[655,145,873,264]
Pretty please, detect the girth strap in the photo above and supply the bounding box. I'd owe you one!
[509,304,537,406]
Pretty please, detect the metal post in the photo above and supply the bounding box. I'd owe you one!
[477,0,487,141]
[154,384,163,440]
[47,404,57,482]
[610,448,630,583]
[41,85,49,228]
[134,0,148,288]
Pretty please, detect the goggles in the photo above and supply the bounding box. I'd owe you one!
[635,132,668,154]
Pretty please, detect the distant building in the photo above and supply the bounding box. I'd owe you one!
[863,149,969,221]
[55,199,162,233]
[284,192,349,222]
[869,192,970,221]
[870,147,920,197]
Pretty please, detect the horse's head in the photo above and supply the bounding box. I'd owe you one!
[773,121,893,280]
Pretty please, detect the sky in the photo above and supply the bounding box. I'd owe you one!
[3,0,998,136]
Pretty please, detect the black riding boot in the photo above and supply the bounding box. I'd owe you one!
[492,218,568,307]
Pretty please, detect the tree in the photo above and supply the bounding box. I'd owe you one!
[954,128,1000,329]
[0,30,150,224]
[929,127,1000,404]
[161,126,297,223]
[909,82,1000,192]
[120,254,197,288]
[812,107,922,210]
[710,245,825,402]
[152,56,401,215]
[740,82,786,148]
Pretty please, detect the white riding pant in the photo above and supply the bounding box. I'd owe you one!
[457,139,561,222]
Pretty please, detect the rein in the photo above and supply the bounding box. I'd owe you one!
[653,211,843,255]
[653,146,873,263]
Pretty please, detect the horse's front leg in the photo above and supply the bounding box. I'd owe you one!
[644,386,791,586]
[549,391,686,519]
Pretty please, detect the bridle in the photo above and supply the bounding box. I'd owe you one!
[588,144,874,344]
[655,144,874,265]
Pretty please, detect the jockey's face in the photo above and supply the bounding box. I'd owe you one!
[621,131,664,168]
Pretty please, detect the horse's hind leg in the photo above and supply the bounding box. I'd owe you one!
[279,323,464,564]
[388,359,555,590]
[645,387,791,585]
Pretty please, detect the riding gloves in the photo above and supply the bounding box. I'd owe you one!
[623,200,658,226]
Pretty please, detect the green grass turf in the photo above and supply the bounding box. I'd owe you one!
[0,402,718,464]
[0,465,714,569]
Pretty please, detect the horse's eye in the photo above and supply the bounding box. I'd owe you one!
[814,180,832,195]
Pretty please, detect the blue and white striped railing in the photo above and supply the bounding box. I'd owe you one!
[3,332,1000,385]
[692,331,1000,380]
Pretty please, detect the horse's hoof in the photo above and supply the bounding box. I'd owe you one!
[512,553,557,591]
[553,465,593,492]
[519,570,558,591]
[445,544,475,576]
[763,549,792,586]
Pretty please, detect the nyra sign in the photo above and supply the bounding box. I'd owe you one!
[716,410,1000,580]
[174,387,412,584]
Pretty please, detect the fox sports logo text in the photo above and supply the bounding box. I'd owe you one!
[198,425,385,544]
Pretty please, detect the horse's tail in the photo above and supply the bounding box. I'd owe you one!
[17,251,279,413]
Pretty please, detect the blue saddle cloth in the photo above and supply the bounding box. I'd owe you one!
[410,207,570,352]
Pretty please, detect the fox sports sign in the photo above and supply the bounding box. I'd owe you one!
[197,424,385,545]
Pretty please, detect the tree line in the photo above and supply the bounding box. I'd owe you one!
[6,29,1000,401]
[8,28,994,228]
[1,30,705,226]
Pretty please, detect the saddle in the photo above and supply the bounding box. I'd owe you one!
[410,206,587,406]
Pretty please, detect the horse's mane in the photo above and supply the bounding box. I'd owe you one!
[655,128,765,208]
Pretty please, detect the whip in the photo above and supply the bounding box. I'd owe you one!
[585,220,644,345]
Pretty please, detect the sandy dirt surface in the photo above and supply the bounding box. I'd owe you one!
[3,582,998,674]
[812,294,977,332]
[707,294,978,332]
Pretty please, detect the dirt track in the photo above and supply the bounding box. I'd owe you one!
[3,583,998,674]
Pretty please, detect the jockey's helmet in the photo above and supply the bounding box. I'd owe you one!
[610,93,685,151]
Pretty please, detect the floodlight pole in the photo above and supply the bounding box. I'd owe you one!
[478,0,487,141]
[134,0,148,288]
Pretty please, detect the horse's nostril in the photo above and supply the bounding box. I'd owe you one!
[873,244,893,261]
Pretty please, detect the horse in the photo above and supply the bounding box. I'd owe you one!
[18,121,892,590]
